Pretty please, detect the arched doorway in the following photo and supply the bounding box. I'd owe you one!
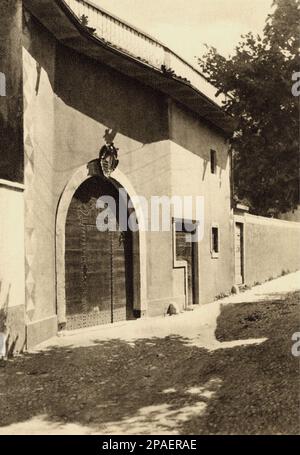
[64,175,134,330]
[56,163,147,329]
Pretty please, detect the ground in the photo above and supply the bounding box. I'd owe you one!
[0,272,299,435]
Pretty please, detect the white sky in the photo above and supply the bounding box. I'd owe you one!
[92,0,274,64]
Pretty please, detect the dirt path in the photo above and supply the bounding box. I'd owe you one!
[0,272,299,434]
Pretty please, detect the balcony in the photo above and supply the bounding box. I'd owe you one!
[24,0,232,132]
[64,0,224,107]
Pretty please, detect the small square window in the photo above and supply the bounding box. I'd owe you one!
[211,226,219,258]
[210,150,217,174]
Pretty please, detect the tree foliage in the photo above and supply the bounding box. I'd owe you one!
[199,0,300,216]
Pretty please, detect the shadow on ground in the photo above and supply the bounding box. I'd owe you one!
[0,292,299,434]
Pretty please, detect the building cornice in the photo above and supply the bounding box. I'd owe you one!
[24,0,235,135]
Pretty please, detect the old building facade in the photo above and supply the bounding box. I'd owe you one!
[2,1,298,353]
[0,0,235,350]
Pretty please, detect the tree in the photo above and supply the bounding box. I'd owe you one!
[199,0,300,217]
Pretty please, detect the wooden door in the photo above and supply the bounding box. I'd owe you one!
[235,222,244,285]
[175,228,196,306]
[65,177,133,330]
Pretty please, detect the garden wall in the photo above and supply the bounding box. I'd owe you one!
[234,212,300,287]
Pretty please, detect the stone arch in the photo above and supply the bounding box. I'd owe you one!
[55,161,147,326]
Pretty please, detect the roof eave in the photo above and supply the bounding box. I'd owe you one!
[24,0,235,135]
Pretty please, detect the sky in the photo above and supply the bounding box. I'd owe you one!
[92,0,274,65]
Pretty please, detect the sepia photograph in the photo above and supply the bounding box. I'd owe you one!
[0,0,299,441]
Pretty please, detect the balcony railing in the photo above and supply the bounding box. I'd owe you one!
[64,0,223,106]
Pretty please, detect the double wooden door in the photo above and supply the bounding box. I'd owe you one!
[65,177,133,330]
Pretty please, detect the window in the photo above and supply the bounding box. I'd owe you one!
[175,221,196,261]
[210,149,217,174]
[211,225,219,258]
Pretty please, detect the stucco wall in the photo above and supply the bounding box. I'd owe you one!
[0,182,26,354]
[169,102,234,305]
[0,1,25,355]
[22,13,233,344]
[23,17,57,347]
[23,15,174,342]
[53,43,173,317]
[235,213,300,286]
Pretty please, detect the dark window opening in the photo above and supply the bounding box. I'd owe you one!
[212,226,219,254]
[210,149,217,174]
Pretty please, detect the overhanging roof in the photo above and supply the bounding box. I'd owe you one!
[24,0,235,134]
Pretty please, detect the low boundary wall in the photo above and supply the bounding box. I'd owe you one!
[234,212,300,287]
